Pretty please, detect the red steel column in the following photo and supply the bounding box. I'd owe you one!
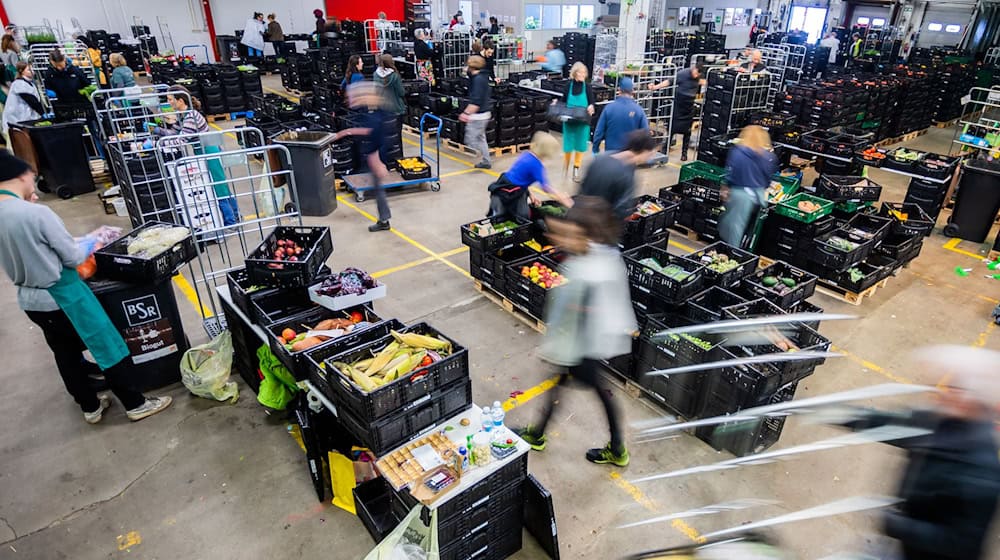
[202,0,220,62]
[0,0,10,28]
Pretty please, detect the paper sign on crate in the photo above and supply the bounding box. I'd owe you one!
[308,283,387,311]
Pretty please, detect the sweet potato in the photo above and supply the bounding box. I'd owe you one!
[291,336,324,352]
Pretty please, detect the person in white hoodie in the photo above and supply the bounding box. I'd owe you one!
[241,12,266,58]
[516,196,638,468]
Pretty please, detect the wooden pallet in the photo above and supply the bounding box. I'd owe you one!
[489,143,530,157]
[815,276,890,306]
[443,139,480,157]
[875,128,927,147]
[402,123,438,139]
[668,223,700,242]
[284,88,306,98]
[205,111,254,122]
[934,117,960,129]
[472,280,546,334]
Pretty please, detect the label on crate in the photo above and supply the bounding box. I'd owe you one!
[121,294,179,364]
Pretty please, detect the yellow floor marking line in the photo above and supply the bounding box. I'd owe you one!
[372,256,437,278]
[172,272,213,319]
[907,270,1000,304]
[669,239,696,253]
[336,195,471,278]
[501,374,561,412]
[667,161,682,169]
[441,168,480,178]
[832,345,912,384]
[207,121,237,141]
[942,237,988,260]
[973,320,997,348]
[609,472,706,543]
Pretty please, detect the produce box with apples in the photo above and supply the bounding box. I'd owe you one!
[505,255,566,320]
[246,226,333,288]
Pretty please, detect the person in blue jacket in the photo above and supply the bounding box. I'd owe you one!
[342,55,364,87]
[719,125,777,248]
[591,77,648,153]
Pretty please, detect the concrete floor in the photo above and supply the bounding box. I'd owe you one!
[1,77,999,560]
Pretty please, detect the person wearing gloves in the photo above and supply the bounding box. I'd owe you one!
[486,132,571,220]
[147,85,240,226]
[2,62,43,149]
[516,196,637,467]
[538,40,566,74]
[241,12,266,58]
[0,151,172,423]
[560,62,595,181]
[591,77,648,153]
[43,49,91,105]
[719,125,777,248]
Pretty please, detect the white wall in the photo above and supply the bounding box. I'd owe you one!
[849,5,891,27]
[916,7,973,47]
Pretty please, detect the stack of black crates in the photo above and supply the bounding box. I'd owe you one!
[559,32,594,76]
[149,63,263,116]
[699,69,773,166]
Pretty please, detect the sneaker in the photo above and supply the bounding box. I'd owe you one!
[572,166,581,182]
[474,160,492,169]
[368,221,390,232]
[681,152,688,162]
[586,443,629,467]
[84,395,112,424]
[514,426,547,451]
[126,396,173,422]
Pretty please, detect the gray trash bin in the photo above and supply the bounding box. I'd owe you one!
[273,130,338,216]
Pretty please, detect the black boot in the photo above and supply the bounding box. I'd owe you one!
[368,221,390,232]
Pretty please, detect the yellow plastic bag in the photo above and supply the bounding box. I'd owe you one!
[329,451,357,514]
[180,331,239,403]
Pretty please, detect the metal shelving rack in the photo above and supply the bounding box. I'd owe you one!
[28,40,99,109]
[951,87,1000,157]
[621,60,677,149]
[706,68,774,131]
[592,29,619,84]
[985,47,999,67]
[439,30,473,79]
[491,34,527,81]
[161,130,302,336]
[364,20,404,53]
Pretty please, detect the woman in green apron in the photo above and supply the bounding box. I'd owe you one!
[0,152,171,423]
[561,62,596,182]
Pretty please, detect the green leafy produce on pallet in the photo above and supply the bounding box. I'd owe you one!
[469,219,519,237]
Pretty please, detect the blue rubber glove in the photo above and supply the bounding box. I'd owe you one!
[142,139,154,150]
[144,122,158,133]
[45,89,56,99]
[43,112,54,119]
[76,236,97,257]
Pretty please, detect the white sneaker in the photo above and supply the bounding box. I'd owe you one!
[126,396,173,422]
[84,395,112,424]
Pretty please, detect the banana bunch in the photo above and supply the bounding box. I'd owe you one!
[397,157,429,171]
[335,330,453,393]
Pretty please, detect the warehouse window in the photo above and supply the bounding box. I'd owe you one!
[562,5,579,29]
[525,4,542,29]
[525,4,597,30]
[856,17,870,25]
[927,23,943,31]
[871,18,886,27]
[945,24,961,33]
[579,5,595,28]
[542,5,562,29]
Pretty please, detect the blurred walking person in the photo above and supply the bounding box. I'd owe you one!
[332,82,393,232]
[578,130,657,221]
[830,346,1000,560]
[516,197,637,467]
[460,55,492,169]
[719,125,776,248]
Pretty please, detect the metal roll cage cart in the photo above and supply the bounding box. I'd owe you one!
[439,31,474,79]
[29,40,100,111]
[160,128,303,336]
[622,60,677,153]
[364,20,405,54]
[592,29,619,84]
[342,113,443,202]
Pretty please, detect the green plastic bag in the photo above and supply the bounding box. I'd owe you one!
[257,344,299,410]
[364,505,439,560]
[180,331,239,403]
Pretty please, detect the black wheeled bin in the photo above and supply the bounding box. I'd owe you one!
[945,160,1000,243]
[273,130,338,216]
[87,277,190,391]
[10,118,95,199]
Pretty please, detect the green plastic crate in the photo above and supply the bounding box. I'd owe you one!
[679,161,726,185]
[768,173,800,204]
[773,193,835,223]
[834,200,874,213]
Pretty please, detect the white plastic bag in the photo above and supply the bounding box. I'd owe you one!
[180,331,239,403]
[364,505,439,560]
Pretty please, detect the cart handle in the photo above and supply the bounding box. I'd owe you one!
[181,44,210,63]
[419,113,443,177]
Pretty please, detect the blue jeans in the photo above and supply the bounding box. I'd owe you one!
[719,186,766,249]
[247,47,263,57]
[218,196,241,226]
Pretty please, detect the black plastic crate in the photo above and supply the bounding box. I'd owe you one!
[739,261,817,309]
[354,477,403,542]
[878,202,934,237]
[246,226,333,288]
[249,286,316,326]
[226,266,281,320]
[397,156,433,180]
[874,232,921,261]
[799,130,838,153]
[322,323,470,424]
[469,247,488,282]
[438,497,524,548]
[624,245,706,304]
[696,381,798,456]
[439,521,523,560]
[433,453,528,523]
[481,244,538,294]
[338,377,473,456]
[94,221,196,283]
[815,175,882,202]
[688,241,759,288]
[789,299,824,331]
[265,304,382,380]
[460,216,532,253]
[915,153,960,180]
[304,318,406,387]
[825,134,870,158]
[505,254,561,319]
[722,299,830,386]
[678,177,723,203]
[684,286,748,323]
[622,194,678,244]
[845,213,893,245]
[839,262,885,292]
[811,229,873,271]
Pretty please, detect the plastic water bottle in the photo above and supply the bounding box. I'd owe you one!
[481,406,493,433]
[491,401,505,434]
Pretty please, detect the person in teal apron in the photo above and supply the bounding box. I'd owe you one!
[561,62,595,182]
[0,152,172,423]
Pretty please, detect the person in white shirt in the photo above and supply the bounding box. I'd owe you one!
[820,32,840,65]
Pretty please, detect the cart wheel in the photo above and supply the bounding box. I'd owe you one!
[56,186,74,200]
[430,182,441,192]
[355,192,366,203]
[943,222,960,238]
[284,202,296,214]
